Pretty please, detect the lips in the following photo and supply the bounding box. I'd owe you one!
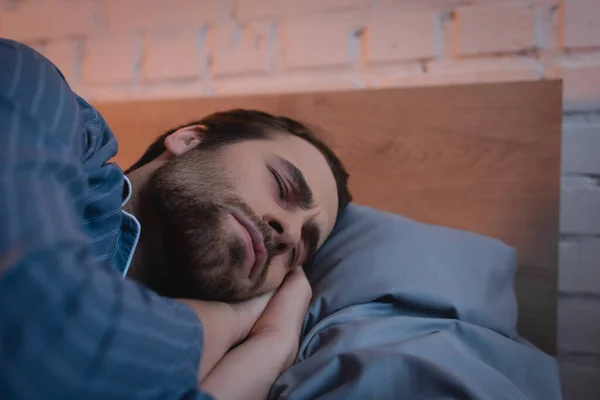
[230,209,268,280]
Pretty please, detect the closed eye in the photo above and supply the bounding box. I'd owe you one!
[269,167,287,201]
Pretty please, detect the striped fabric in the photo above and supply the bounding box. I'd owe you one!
[0,39,212,400]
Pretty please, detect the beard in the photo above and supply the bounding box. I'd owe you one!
[137,144,276,302]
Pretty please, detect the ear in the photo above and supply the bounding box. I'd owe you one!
[163,125,206,157]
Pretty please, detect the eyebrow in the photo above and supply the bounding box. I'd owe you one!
[276,156,315,210]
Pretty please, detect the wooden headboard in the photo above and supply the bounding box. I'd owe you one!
[95,81,562,355]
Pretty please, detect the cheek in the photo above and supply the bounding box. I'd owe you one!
[233,166,277,213]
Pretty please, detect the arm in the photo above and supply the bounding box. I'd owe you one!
[201,267,312,400]
[0,40,218,399]
[201,333,297,400]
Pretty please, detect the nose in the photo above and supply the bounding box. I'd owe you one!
[264,212,302,256]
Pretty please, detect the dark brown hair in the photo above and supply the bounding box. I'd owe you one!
[125,109,352,218]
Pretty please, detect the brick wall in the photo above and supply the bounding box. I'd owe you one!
[1,0,599,398]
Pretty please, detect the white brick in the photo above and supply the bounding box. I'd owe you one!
[42,40,78,84]
[562,125,600,175]
[82,36,137,85]
[366,8,439,63]
[455,3,536,56]
[376,0,471,11]
[537,3,561,51]
[364,58,540,89]
[107,0,219,33]
[132,80,209,99]
[563,111,600,126]
[561,63,600,111]
[75,85,135,102]
[143,29,203,81]
[560,177,600,235]
[210,21,273,77]
[558,297,600,354]
[0,0,96,41]
[560,362,600,400]
[427,57,540,82]
[278,13,364,70]
[559,238,600,295]
[208,18,238,51]
[212,69,357,96]
[235,0,371,20]
[362,63,426,88]
[565,0,600,48]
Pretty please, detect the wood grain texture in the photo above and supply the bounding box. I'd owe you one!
[95,81,562,355]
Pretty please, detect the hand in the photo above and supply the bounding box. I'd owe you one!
[249,267,312,367]
[177,292,274,349]
[177,294,273,381]
[199,268,312,398]
[227,291,275,344]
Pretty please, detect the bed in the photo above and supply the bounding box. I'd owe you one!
[95,80,562,398]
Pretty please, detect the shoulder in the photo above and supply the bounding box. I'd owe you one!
[0,38,67,76]
[0,38,72,98]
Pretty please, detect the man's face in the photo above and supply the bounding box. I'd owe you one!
[147,130,339,301]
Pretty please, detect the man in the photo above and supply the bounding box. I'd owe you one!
[0,38,350,400]
[123,110,351,303]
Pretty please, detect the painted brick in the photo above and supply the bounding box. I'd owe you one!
[107,0,219,33]
[76,85,136,102]
[210,21,273,77]
[208,18,238,51]
[234,0,371,20]
[455,3,536,56]
[561,62,600,111]
[426,57,540,82]
[366,8,439,63]
[363,63,426,88]
[364,58,540,89]
[565,0,600,48]
[562,125,600,175]
[559,237,600,295]
[560,177,600,235]
[0,0,95,41]
[212,69,357,96]
[278,13,364,70]
[558,296,600,354]
[376,0,469,11]
[537,2,561,51]
[132,81,209,99]
[143,29,203,81]
[43,40,78,85]
[560,362,600,400]
[82,36,137,85]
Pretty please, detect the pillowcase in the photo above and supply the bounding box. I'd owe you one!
[302,203,519,340]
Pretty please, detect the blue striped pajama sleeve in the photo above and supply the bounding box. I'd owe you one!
[0,40,212,400]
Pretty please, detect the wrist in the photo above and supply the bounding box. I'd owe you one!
[252,330,300,370]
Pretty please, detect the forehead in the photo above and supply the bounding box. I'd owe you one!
[243,132,339,243]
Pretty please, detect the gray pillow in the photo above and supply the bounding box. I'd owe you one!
[269,205,561,400]
[302,203,519,339]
